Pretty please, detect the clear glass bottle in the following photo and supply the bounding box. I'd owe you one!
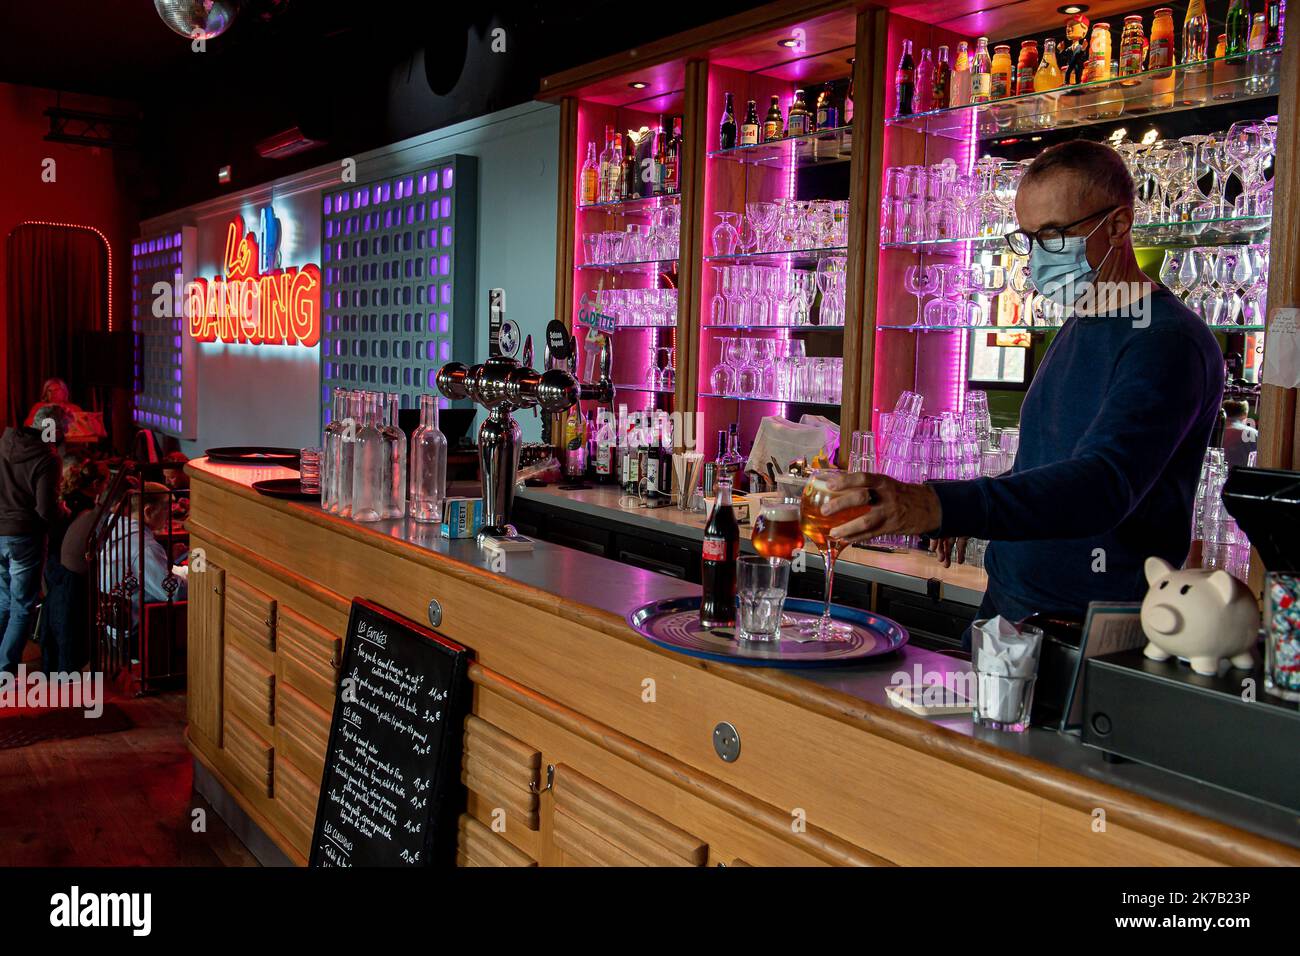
[971,37,993,103]
[950,41,972,107]
[350,391,386,523]
[382,392,407,520]
[580,140,598,205]
[321,387,347,513]
[337,390,363,518]
[409,394,448,524]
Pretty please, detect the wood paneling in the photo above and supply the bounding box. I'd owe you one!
[223,644,274,729]
[223,713,273,799]
[274,683,331,784]
[273,753,320,858]
[186,565,225,748]
[463,715,542,830]
[275,605,340,712]
[457,814,538,867]
[224,576,276,652]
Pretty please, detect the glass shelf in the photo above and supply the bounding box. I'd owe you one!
[706,245,847,266]
[708,125,854,167]
[886,48,1283,141]
[706,323,844,331]
[579,193,681,214]
[615,384,676,394]
[613,322,678,331]
[577,258,679,274]
[700,392,839,407]
[877,322,1266,333]
[881,215,1272,253]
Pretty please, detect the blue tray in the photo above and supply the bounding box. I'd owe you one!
[626,596,908,668]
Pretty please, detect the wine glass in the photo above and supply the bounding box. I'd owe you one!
[709,337,738,394]
[903,264,940,328]
[711,212,741,256]
[798,470,869,641]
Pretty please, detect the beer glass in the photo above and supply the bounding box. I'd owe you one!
[799,470,871,641]
[752,500,803,560]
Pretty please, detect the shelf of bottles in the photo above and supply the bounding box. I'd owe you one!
[873,0,1284,429]
[698,46,858,467]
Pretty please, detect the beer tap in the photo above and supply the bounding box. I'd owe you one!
[436,327,615,543]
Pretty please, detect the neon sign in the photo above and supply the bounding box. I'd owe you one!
[186,208,321,347]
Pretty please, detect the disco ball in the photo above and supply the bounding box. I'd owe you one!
[154,0,239,40]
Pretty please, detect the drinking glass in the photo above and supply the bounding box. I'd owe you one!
[299,447,323,495]
[903,264,940,328]
[711,212,741,256]
[709,337,737,394]
[736,556,791,642]
[798,470,868,641]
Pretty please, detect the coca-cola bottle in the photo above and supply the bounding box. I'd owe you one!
[700,476,740,628]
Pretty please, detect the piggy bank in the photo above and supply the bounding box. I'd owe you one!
[1140,556,1259,676]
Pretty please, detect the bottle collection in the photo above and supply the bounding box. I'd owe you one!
[581,116,683,206]
[587,405,678,498]
[717,75,854,151]
[893,0,1286,119]
[321,387,447,526]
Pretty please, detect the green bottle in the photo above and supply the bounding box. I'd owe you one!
[1225,0,1251,57]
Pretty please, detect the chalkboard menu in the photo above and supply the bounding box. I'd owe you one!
[309,599,471,867]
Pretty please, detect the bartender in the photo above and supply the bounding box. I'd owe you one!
[823,140,1224,621]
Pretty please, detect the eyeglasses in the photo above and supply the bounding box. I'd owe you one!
[1004,206,1118,256]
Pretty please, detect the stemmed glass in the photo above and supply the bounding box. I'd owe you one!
[709,337,738,394]
[903,264,940,328]
[711,212,741,256]
[790,270,817,326]
[798,470,870,641]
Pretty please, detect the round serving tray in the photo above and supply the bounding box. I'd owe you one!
[206,446,301,467]
[626,596,908,668]
[251,478,319,501]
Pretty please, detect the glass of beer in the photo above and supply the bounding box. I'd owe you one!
[752,500,803,561]
[800,470,872,640]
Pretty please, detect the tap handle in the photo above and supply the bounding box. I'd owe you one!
[522,334,534,370]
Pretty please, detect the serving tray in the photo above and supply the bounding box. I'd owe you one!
[626,596,908,668]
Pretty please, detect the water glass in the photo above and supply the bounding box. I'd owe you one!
[299,447,322,495]
[736,556,790,642]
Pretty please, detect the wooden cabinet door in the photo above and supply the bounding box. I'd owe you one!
[186,563,225,747]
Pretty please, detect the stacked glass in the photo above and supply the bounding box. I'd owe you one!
[708,336,842,403]
[1193,447,1252,583]
[709,264,839,328]
[711,199,849,257]
[1158,244,1269,327]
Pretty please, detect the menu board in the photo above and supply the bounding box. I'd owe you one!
[309,599,471,867]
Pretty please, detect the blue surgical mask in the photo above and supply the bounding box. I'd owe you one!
[1029,211,1116,305]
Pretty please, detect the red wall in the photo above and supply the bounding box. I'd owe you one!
[0,82,138,425]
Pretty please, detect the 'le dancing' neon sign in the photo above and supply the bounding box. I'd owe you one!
[186,210,321,347]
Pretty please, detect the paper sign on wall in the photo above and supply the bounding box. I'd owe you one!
[1263,307,1300,389]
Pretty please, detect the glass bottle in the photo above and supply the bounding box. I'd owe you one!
[580,141,598,205]
[700,476,739,629]
[1034,38,1065,127]
[1118,15,1147,82]
[1226,0,1251,56]
[932,45,952,109]
[1015,40,1039,95]
[337,390,362,518]
[409,394,447,524]
[1183,0,1211,67]
[720,422,746,492]
[914,48,935,112]
[597,126,615,203]
[719,92,737,150]
[971,37,993,103]
[1249,11,1269,48]
[895,39,916,115]
[608,131,625,201]
[763,95,784,141]
[787,89,811,135]
[1266,0,1283,45]
[990,44,1013,99]
[951,41,972,107]
[322,387,347,513]
[350,391,386,523]
[815,82,839,130]
[382,392,407,520]
[740,99,760,146]
[1149,8,1177,107]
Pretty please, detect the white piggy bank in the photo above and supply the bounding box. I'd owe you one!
[1140,556,1259,676]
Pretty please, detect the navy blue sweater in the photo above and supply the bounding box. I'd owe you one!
[930,288,1224,620]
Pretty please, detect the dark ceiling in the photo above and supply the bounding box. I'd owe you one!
[0,0,765,215]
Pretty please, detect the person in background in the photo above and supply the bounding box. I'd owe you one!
[161,451,191,521]
[1220,400,1258,469]
[99,481,187,624]
[24,377,106,442]
[39,459,106,673]
[23,378,74,427]
[0,405,68,673]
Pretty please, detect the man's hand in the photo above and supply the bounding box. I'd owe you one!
[930,536,969,568]
[821,471,942,544]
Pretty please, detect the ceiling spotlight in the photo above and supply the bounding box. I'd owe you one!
[778,37,800,48]
[628,81,648,90]
[1056,4,1088,14]
[154,0,239,40]
[1030,135,1043,142]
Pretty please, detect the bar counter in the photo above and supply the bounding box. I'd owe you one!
[184,458,1300,866]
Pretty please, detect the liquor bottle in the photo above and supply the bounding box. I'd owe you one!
[700,476,740,629]
[657,414,674,498]
[951,41,972,106]
[337,390,363,518]
[594,411,615,483]
[932,46,952,109]
[787,89,812,135]
[971,37,993,103]
[1149,8,1177,107]
[1266,0,1284,44]
[1015,40,1039,96]
[914,48,935,112]
[1226,0,1251,56]
[623,128,642,199]
[720,422,746,491]
[597,126,615,203]
[322,387,347,513]
[350,392,386,523]
[720,92,737,150]
[663,116,682,194]
[382,392,407,520]
[895,39,916,115]
[608,131,625,201]
[651,119,667,195]
[563,402,587,478]
[704,429,726,497]
[1183,0,1211,68]
[740,99,760,146]
[409,394,447,523]
[763,95,784,141]
[815,82,839,129]
[1118,15,1147,81]
[580,140,598,205]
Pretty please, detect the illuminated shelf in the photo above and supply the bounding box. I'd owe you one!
[706,323,844,331]
[705,245,848,266]
[615,383,675,394]
[577,257,679,274]
[613,321,678,330]
[708,125,854,166]
[578,193,681,214]
[700,391,839,406]
[886,48,1283,141]
[881,215,1272,253]
[877,322,1266,332]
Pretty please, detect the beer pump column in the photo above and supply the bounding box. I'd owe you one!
[435,312,614,544]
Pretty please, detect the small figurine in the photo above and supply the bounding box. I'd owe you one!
[1061,13,1091,86]
[1140,556,1259,676]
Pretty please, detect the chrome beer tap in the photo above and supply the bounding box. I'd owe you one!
[435,331,614,543]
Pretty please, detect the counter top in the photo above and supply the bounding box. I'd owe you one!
[188,457,1300,862]
[518,484,988,605]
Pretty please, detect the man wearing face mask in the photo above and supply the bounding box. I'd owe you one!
[822,140,1224,622]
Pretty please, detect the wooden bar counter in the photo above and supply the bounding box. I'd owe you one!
[184,458,1300,867]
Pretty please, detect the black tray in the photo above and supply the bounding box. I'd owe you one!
[252,478,318,501]
[206,446,300,467]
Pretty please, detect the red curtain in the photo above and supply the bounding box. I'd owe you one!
[5,223,108,426]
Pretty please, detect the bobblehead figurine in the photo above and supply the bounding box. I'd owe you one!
[1061,13,1091,86]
